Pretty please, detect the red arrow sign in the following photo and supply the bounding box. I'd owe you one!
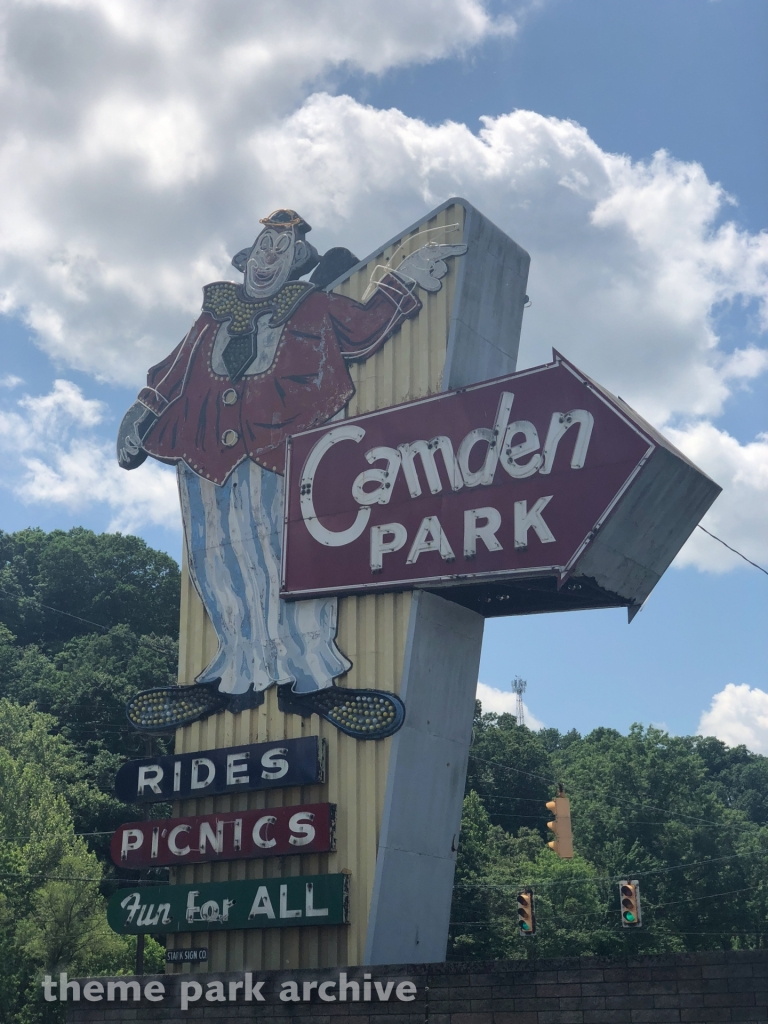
[281,353,655,601]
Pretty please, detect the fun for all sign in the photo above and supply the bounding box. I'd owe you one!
[108,875,349,934]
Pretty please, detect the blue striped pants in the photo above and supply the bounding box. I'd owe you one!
[177,460,351,695]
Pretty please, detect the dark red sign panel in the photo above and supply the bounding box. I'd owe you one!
[111,803,335,868]
[282,353,654,599]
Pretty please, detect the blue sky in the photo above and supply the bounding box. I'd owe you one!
[334,0,768,738]
[0,0,765,745]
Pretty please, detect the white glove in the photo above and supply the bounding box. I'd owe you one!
[116,401,156,469]
[394,242,468,293]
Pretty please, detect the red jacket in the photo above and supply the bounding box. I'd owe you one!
[137,274,421,483]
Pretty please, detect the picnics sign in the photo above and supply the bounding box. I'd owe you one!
[112,803,336,868]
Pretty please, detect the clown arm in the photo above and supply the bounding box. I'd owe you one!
[328,272,422,363]
[117,312,216,469]
[135,313,217,415]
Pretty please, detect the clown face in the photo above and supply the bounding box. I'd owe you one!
[244,226,302,299]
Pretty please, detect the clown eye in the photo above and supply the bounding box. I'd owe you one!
[259,234,273,250]
[275,234,291,253]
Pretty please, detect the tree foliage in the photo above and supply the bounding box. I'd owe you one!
[2,524,767,1002]
[0,701,164,1023]
[0,623,176,865]
[0,528,178,1020]
[0,528,180,650]
[450,706,768,960]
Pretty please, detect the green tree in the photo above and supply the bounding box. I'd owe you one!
[552,724,763,952]
[6,623,177,758]
[449,792,614,960]
[692,734,768,825]
[466,703,554,839]
[451,706,768,961]
[0,700,166,1023]
[0,528,180,650]
[0,629,175,863]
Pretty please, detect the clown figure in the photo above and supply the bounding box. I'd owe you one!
[117,209,465,736]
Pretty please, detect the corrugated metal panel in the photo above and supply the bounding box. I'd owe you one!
[342,203,462,414]
[167,203,464,972]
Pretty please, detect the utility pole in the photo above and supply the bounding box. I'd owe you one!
[136,734,154,975]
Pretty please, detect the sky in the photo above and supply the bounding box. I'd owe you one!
[0,0,766,748]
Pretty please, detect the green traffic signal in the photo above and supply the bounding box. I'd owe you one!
[516,889,536,937]
[619,881,642,928]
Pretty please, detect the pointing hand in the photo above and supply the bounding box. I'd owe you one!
[394,242,468,293]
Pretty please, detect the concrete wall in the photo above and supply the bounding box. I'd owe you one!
[66,950,767,1023]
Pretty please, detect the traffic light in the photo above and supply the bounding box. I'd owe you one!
[619,880,642,928]
[545,788,573,859]
[517,888,536,936]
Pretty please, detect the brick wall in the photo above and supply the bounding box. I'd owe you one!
[65,949,767,1023]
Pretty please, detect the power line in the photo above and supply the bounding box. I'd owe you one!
[0,586,177,656]
[697,525,768,576]
[0,828,176,841]
[0,871,166,885]
[454,848,768,892]
[451,881,768,930]
[468,753,765,831]
[468,754,556,785]
[3,831,116,841]
[483,811,760,828]
[647,885,756,911]
[637,801,761,830]
[658,931,768,936]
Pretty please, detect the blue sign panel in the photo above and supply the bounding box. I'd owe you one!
[114,736,326,803]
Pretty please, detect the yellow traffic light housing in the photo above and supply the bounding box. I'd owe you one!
[545,788,573,859]
[619,880,642,927]
[516,888,536,937]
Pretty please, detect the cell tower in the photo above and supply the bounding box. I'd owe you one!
[512,677,527,726]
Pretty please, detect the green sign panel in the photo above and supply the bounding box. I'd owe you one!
[107,874,349,934]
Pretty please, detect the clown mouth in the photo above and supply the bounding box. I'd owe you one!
[252,266,280,283]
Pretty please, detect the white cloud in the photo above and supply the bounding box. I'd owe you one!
[476,681,545,729]
[667,422,768,572]
[0,374,23,388]
[0,381,178,533]
[698,684,768,754]
[82,95,212,189]
[0,0,765,562]
[0,0,514,380]
[0,378,104,450]
[252,97,768,427]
